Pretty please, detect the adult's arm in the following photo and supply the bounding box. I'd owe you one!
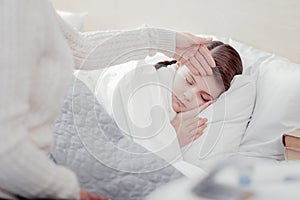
[0,1,80,199]
[58,16,215,76]
[57,14,176,70]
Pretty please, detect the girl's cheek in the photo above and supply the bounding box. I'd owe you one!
[174,81,186,94]
[195,96,205,107]
[188,95,202,109]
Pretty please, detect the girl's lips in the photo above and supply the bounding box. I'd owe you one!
[175,96,186,108]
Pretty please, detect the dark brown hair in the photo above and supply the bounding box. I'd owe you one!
[207,41,243,91]
[154,41,243,91]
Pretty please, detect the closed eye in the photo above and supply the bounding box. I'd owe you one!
[185,76,193,85]
[200,95,208,102]
[200,93,212,102]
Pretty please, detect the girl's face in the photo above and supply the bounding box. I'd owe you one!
[172,63,224,112]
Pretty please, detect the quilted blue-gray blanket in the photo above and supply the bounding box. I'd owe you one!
[50,78,183,200]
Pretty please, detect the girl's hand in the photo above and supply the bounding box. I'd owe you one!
[175,32,216,76]
[171,101,212,147]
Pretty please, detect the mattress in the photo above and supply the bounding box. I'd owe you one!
[50,78,183,200]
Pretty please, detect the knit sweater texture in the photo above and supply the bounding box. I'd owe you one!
[0,0,176,199]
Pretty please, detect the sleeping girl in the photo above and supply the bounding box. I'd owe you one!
[156,41,243,147]
[97,40,243,162]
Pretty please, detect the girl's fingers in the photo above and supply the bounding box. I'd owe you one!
[186,117,199,127]
[187,118,207,131]
[198,100,213,112]
[191,123,207,140]
[182,105,204,119]
[197,118,208,127]
[183,100,212,119]
[182,100,213,121]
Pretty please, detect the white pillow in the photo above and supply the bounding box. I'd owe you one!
[181,74,256,170]
[56,10,87,31]
[201,36,300,161]
[239,56,300,160]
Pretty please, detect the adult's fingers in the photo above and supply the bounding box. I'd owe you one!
[177,46,207,76]
[184,61,200,75]
[175,45,216,76]
[178,45,215,76]
[94,194,110,200]
[189,56,206,76]
[88,193,109,200]
[199,45,216,68]
[189,45,215,76]
[195,51,211,76]
[176,53,197,74]
[177,45,198,64]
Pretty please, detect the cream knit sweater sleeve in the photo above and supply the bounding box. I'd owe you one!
[0,1,80,199]
[0,0,176,199]
[57,15,176,70]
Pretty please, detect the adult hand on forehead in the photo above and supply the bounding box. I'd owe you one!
[174,32,216,76]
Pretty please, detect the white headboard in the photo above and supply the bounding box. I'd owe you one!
[51,0,300,64]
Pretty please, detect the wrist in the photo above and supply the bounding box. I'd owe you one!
[148,27,176,57]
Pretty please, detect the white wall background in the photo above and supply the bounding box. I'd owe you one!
[51,0,300,64]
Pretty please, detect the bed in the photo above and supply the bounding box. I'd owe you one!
[50,35,300,200]
[51,1,300,199]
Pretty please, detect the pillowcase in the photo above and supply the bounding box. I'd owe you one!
[181,74,256,171]
[56,10,88,31]
[220,36,300,161]
[238,56,300,160]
